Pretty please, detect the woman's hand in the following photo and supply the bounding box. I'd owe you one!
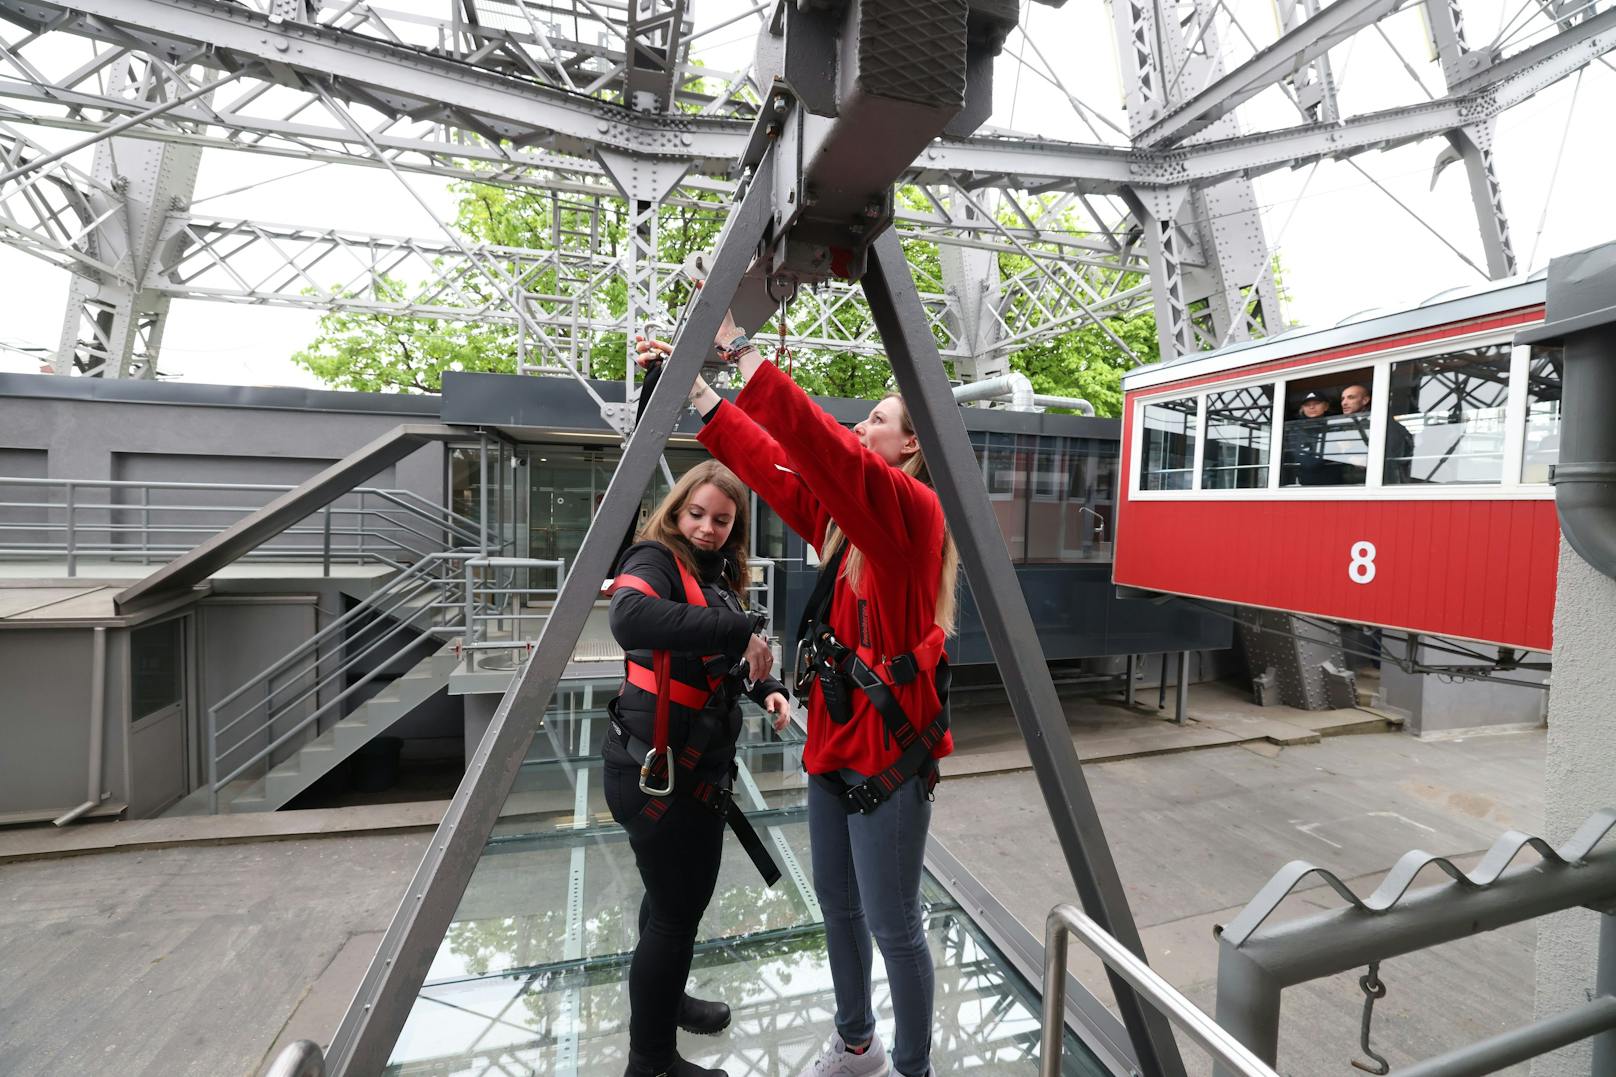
[764,691,791,733]
[633,333,672,368]
[744,633,773,684]
[634,334,720,413]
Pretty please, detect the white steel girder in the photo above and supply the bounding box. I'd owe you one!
[0,0,1609,379]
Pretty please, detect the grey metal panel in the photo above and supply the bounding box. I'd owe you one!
[114,423,460,614]
[0,372,444,417]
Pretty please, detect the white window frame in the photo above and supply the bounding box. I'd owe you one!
[1128,326,1550,502]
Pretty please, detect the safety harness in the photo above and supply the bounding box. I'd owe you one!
[604,545,781,886]
[795,543,952,815]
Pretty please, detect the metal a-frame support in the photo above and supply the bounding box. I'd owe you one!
[327,153,1184,1077]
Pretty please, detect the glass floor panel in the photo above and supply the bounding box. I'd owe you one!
[387,683,1110,1076]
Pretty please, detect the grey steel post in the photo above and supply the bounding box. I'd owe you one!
[322,503,333,577]
[1594,911,1616,1073]
[1125,654,1137,706]
[1175,652,1189,725]
[864,228,1187,1077]
[478,432,489,558]
[1213,948,1283,1074]
[64,480,76,576]
[141,485,151,564]
[322,153,775,1077]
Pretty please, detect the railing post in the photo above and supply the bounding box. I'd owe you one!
[464,558,476,671]
[322,503,333,578]
[1212,947,1283,1076]
[357,491,366,562]
[207,703,220,815]
[64,482,76,577]
[1040,913,1071,1077]
[1594,910,1616,1073]
[141,486,151,565]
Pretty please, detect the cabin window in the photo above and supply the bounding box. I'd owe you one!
[1279,369,1373,486]
[1521,345,1563,484]
[1384,344,1512,484]
[1140,398,1198,490]
[1202,384,1273,489]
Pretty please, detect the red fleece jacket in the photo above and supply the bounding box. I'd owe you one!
[697,360,953,777]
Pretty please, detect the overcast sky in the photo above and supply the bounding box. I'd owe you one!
[1,0,1610,384]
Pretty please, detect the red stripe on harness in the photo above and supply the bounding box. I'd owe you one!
[607,548,725,761]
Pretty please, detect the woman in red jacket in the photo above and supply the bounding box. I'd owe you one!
[637,318,957,1077]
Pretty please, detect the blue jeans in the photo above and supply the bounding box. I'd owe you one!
[808,772,934,1077]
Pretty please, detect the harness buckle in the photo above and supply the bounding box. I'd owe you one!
[639,746,676,796]
[887,652,919,685]
[844,782,883,815]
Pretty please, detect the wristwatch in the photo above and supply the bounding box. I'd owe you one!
[715,331,754,362]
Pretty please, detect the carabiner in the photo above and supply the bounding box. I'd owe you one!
[639,746,676,796]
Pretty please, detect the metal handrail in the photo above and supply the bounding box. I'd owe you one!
[202,553,567,810]
[0,477,480,573]
[262,1040,325,1077]
[1040,904,1280,1077]
[206,560,473,810]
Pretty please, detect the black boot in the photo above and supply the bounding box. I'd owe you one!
[677,993,731,1036]
[623,1047,728,1077]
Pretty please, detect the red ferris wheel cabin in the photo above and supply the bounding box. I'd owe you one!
[1115,275,1561,653]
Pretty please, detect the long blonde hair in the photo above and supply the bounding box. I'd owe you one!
[820,393,959,636]
[638,460,750,597]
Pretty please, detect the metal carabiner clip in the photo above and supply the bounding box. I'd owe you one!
[639,746,675,796]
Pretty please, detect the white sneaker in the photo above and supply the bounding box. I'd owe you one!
[806,1032,890,1077]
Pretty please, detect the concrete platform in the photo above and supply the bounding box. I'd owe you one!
[934,726,1549,1076]
[0,691,1545,1077]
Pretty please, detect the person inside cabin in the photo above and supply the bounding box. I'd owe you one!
[1281,390,1341,485]
[1340,384,1371,415]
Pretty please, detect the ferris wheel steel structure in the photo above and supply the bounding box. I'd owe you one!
[0,0,1608,396]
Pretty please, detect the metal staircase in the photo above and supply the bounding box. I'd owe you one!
[166,548,565,816]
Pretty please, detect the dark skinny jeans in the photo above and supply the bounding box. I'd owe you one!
[603,751,726,1060]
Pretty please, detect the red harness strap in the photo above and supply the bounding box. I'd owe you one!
[602,558,725,766]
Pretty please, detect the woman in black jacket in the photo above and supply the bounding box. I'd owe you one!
[605,459,790,1077]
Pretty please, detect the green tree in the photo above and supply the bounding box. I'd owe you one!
[293,177,1170,412]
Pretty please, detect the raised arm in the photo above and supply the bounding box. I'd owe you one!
[697,399,829,547]
[725,360,939,566]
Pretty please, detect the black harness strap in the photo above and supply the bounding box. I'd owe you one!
[796,540,952,815]
[616,710,783,887]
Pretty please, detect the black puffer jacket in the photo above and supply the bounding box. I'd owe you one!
[606,540,787,777]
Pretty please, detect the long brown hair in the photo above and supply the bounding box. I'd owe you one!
[638,460,751,597]
[821,393,960,636]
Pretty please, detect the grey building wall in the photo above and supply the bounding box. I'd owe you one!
[0,373,448,514]
[0,626,130,822]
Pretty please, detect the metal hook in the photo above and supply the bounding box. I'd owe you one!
[1351,962,1391,1075]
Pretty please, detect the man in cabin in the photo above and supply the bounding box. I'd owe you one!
[1340,384,1371,415]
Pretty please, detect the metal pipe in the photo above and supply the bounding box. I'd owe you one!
[1515,242,1616,580]
[1233,854,1616,987]
[1391,995,1616,1077]
[1212,949,1284,1075]
[53,626,108,826]
[1033,393,1097,415]
[1594,913,1616,1072]
[1041,905,1280,1077]
[952,372,1036,410]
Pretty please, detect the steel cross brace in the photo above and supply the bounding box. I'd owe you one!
[325,143,1186,1077]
